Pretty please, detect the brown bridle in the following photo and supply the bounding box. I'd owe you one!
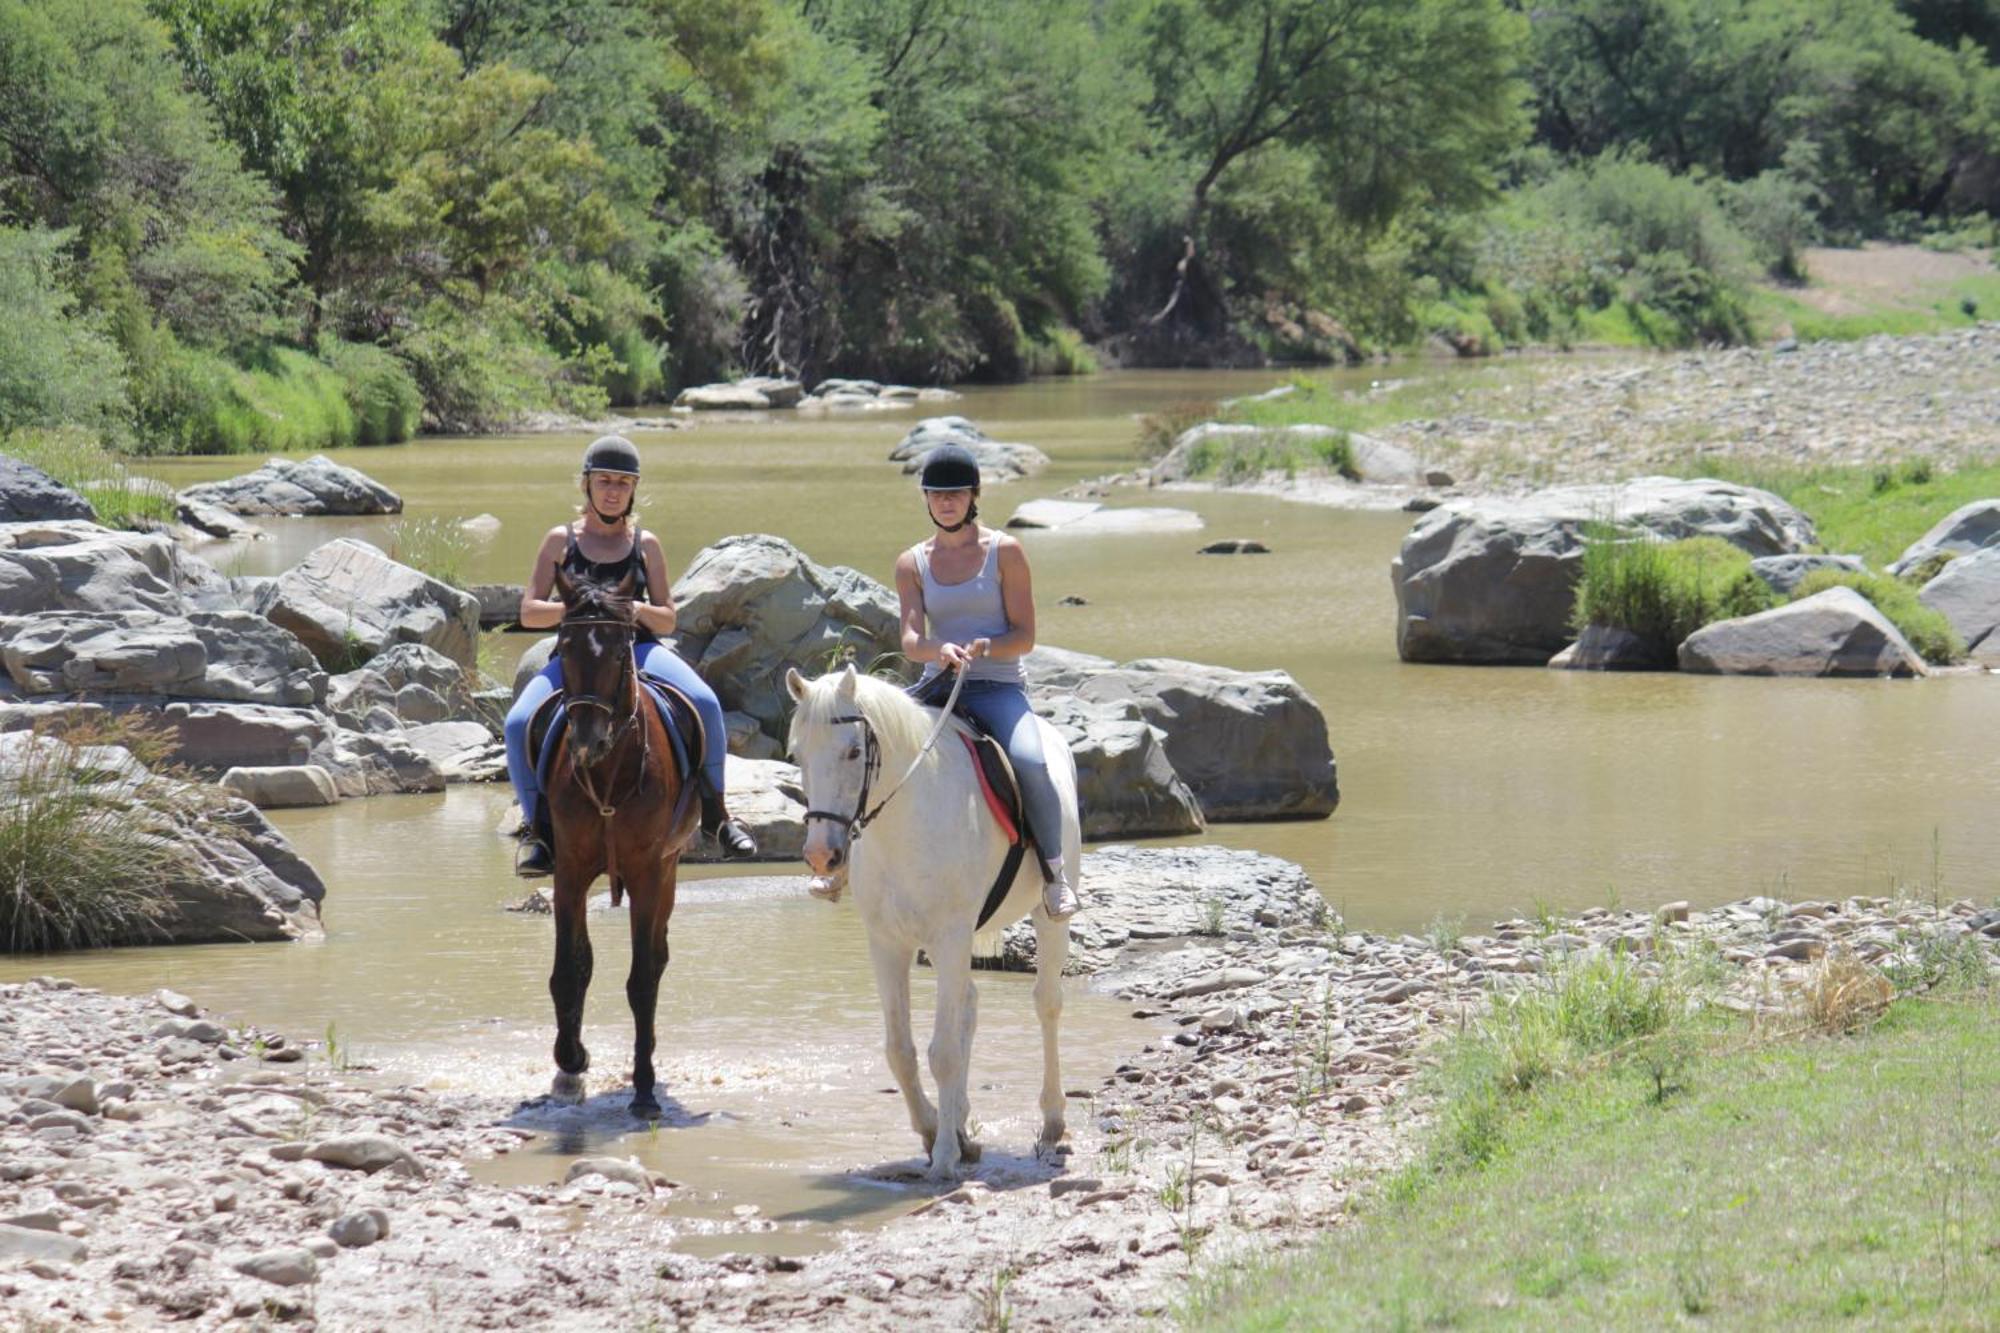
[557,612,652,885]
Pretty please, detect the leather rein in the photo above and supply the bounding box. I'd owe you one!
[558,614,653,884]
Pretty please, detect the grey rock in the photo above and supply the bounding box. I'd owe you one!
[158,700,332,770]
[0,456,94,522]
[0,521,187,617]
[304,1134,426,1177]
[1393,478,1817,664]
[1548,624,1663,671]
[1037,696,1203,839]
[1197,539,1270,555]
[0,1221,86,1264]
[1917,546,2000,661]
[181,455,401,517]
[1749,553,1868,596]
[466,582,526,630]
[1005,499,1203,534]
[563,1157,656,1190]
[0,610,325,706]
[1888,500,2000,577]
[266,539,478,671]
[674,381,781,410]
[889,418,1049,484]
[219,765,339,809]
[682,757,806,864]
[1679,587,1927,677]
[328,1211,384,1248]
[313,728,446,796]
[232,1246,317,1286]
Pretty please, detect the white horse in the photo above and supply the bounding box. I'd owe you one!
[785,665,1078,1179]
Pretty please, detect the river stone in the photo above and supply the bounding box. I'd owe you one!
[1063,659,1336,820]
[233,1247,317,1286]
[1038,696,1203,838]
[0,609,326,706]
[1548,624,1660,670]
[668,534,905,745]
[994,845,1327,974]
[176,495,261,541]
[397,721,500,779]
[305,1134,426,1177]
[1749,553,1869,596]
[1917,546,2000,661]
[1678,587,1927,677]
[0,456,95,522]
[1392,477,1817,664]
[159,701,331,770]
[329,1211,386,1248]
[220,765,339,809]
[327,642,483,729]
[266,538,479,671]
[725,710,782,760]
[1005,499,1204,534]
[1198,539,1270,555]
[466,582,526,630]
[682,757,806,864]
[181,455,401,517]
[313,728,446,796]
[674,381,779,410]
[564,1157,657,1190]
[0,1222,87,1265]
[1887,499,2000,577]
[888,418,1049,484]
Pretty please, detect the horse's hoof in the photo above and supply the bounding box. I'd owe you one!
[1038,1119,1068,1152]
[551,1071,585,1104]
[957,1133,983,1164]
[630,1097,661,1120]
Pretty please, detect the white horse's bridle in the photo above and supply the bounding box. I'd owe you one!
[801,666,969,843]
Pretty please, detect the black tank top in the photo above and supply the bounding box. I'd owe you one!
[560,524,656,642]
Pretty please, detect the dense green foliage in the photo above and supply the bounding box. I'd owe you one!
[1572,530,1775,660]
[1792,568,1967,663]
[4,0,2000,451]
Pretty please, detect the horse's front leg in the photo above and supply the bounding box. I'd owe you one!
[925,933,980,1180]
[1032,904,1071,1152]
[548,859,594,1103]
[867,936,937,1155]
[625,854,676,1118]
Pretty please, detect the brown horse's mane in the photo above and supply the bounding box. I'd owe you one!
[563,574,636,625]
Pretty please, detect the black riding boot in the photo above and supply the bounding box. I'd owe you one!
[698,774,757,859]
[515,804,554,878]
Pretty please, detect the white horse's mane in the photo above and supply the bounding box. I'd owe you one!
[788,670,958,760]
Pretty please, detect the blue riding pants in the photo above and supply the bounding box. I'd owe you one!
[951,679,1066,874]
[503,641,728,829]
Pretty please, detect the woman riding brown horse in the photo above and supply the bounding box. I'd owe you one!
[544,565,701,1116]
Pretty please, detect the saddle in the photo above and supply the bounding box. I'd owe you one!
[528,672,705,799]
[947,709,1040,932]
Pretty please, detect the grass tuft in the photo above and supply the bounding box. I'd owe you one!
[1571,528,1773,662]
[387,516,473,589]
[1791,568,1964,664]
[1790,948,1894,1035]
[3,427,179,529]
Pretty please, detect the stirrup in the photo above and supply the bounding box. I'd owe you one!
[714,818,757,860]
[515,836,553,879]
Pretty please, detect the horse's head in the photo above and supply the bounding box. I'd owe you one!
[554,565,638,767]
[785,665,870,877]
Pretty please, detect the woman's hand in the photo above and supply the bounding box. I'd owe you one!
[938,638,989,671]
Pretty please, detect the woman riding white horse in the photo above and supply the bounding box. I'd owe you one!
[785,663,1080,1178]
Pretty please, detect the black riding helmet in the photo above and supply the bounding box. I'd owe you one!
[918,443,981,531]
[581,434,641,476]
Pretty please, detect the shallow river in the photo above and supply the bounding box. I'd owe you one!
[8,365,1999,1249]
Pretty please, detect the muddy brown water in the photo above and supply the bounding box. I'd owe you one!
[9,365,2000,1250]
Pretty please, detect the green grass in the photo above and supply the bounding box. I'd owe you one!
[1678,457,2000,572]
[386,515,473,588]
[1175,426,1358,484]
[1185,975,2000,1330]
[1791,569,1966,665]
[1749,271,2000,343]
[0,730,183,952]
[2,426,179,529]
[1571,530,1774,663]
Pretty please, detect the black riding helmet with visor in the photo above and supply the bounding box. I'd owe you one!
[580,434,641,522]
[919,443,981,532]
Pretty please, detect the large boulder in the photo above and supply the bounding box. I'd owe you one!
[0,610,325,706]
[0,456,94,522]
[1393,478,1817,664]
[160,701,332,770]
[682,757,806,863]
[1148,423,1419,486]
[180,455,401,517]
[668,534,904,745]
[1057,658,1337,821]
[311,728,447,796]
[1750,553,1868,596]
[1917,546,2000,662]
[219,765,340,809]
[266,539,479,671]
[326,643,486,729]
[674,381,787,411]
[888,418,1049,484]
[466,582,526,630]
[1038,697,1203,838]
[0,521,187,616]
[1678,587,1927,677]
[0,732,325,944]
[1887,500,2000,577]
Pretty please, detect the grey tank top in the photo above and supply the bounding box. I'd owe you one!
[914,535,1022,686]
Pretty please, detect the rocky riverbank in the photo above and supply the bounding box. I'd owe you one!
[7,845,1994,1329]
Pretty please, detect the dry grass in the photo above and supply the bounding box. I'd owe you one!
[1789,947,1895,1035]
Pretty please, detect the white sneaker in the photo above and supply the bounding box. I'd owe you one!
[1041,874,1078,921]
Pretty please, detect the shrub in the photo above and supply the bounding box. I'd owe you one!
[0,227,131,439]
[1022,325,1098,377]
[1572,529,1774,661]
[0,732,181,953]
[319,339,423,445]
[1136,399,1219,461]
[1791,569,1965,664]
[1,427,178,529]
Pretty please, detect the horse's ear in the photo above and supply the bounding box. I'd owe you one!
[614,568,637,600]
[785,667,809,702]
[836,664,858,700]
[553,564,575,605]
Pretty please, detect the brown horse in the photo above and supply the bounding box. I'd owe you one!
[544,566,700,1117]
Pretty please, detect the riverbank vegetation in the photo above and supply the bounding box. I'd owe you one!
[5,0,2000,453]
[1186,940,2000,1328]
[1570,532,1772,663]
